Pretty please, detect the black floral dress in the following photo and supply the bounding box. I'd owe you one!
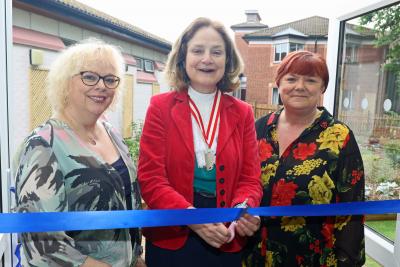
[243,107,365,267]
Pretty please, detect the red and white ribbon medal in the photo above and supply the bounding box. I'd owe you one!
[189,90,222,171]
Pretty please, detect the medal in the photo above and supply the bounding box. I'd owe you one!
[205,150,215,171]
[189,90,221,170]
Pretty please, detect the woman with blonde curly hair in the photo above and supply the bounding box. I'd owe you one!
[14,39,145,267]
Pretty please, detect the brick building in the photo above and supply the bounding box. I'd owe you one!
[231,11,386,116]
[231,12,328,105]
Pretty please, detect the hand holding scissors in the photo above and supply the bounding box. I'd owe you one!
[227,199,260,242]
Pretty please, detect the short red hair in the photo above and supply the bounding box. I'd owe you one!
[275,51,329,91]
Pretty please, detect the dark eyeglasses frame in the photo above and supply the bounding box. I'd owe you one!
[78,71,121,89]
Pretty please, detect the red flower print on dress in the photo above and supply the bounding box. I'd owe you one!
[320,121,328,129]
[260,226,267,256]
[271,179,298,206]
[321,221,334,248]
[351,170,363,185]
[342,134,350,148]
[267,113,275,125]
[309,240,321,254]
[281,148,290,158]
[259,139,274,161]
[293,142,317,160]
[296,255,304,265]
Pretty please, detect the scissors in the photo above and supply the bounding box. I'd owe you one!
[234,198,248,221]
[227,198,249,243]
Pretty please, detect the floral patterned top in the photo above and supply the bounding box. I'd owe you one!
[243,107,365,267]
[14,119,142,267]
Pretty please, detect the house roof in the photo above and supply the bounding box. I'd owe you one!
[231,21,268,30]
[243,15,376,41]
[246,16,329,39]
[15,0,172,53]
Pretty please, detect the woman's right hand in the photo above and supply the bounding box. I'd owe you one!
[188,223,231,248]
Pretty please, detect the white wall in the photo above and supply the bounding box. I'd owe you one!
[155,70,170,93]
[134,82,152,122]
[9,45,60,157]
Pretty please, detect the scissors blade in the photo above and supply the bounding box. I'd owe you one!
[235,206,248,221]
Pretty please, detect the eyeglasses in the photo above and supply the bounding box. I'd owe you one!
[78,71,120,89]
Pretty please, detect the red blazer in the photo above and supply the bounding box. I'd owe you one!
[138,89,262,252]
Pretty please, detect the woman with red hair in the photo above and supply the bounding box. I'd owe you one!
[243,51,365,266]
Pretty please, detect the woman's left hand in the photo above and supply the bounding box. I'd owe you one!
[235,213,260,237]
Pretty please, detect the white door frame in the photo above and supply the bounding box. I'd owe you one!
[0,0,13,265]
[325,0,400,266]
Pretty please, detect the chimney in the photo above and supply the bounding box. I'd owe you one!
[245,10,261,23]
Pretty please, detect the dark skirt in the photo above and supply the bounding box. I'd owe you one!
[145,192,242,267]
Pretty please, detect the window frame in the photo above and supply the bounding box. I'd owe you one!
[274,42,305,63]
[135,57,144,71]
[325,1,400,265]
[1,0,14,265]
[144,59,154,73]
[272,87,279,105]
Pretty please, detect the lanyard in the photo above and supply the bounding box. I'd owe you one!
[189,90,221,148]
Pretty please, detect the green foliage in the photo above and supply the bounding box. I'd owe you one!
[124,121,143,162]
[361,147,396,184]
[359,4,400,91]
[383,140,400,168]
[384,110,400,117]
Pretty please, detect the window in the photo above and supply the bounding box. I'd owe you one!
[289,43,304,52]
[135,57,144,70]
[272,87,279,105]
[274,43,287,62]
[342,89,354,110]
[274,43,304,62]
[329,3,400,265]
[335,2,400,247]
[345,44,359,63]
[144,60,154,73]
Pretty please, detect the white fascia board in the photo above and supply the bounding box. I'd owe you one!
[272,27,307,37]
[324,16,340,113]
[365,227,396,266]
[338,0,399,21]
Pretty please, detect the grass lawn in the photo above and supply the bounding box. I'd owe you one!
[364,220,396,266]
[365,255,382,266]
[365,220,397,241]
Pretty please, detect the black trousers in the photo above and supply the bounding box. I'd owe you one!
[145,192,242,267]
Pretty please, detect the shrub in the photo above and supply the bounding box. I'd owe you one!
[383,140,400,168]
[124,121,143,162]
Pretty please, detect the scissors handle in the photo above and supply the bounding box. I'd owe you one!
[235,198,248,220]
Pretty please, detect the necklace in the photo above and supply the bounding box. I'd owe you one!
[58,115,99,146]
[75,126,98,146]
[87,135,97,146]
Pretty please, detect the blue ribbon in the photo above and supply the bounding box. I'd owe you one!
[1,200,399,233]
[14,243,22,267]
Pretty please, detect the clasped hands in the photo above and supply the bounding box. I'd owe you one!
[188,212,260,248]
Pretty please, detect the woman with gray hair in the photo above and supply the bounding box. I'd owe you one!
[14,39,145,267]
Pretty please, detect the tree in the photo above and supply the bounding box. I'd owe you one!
[359,4,400,90]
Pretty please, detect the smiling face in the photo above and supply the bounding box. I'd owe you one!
[279,73,325,112]
[65,63,117,120]
[185,26,226,93]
